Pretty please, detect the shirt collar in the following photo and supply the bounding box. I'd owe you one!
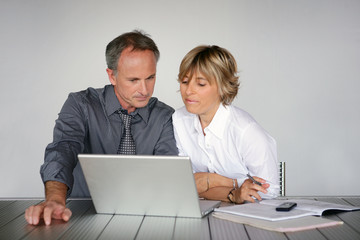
[104,85,121,116]
[191,104,230,139]
[193,114,203,135]
[206,104,230,139]
[135,98,156,124]
[104,84,154,124]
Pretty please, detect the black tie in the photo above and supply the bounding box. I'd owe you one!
[117,111,136,155]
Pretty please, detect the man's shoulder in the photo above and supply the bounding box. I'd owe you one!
[148,97,174,114]
[69,86,104,98]
[67,86,107,104]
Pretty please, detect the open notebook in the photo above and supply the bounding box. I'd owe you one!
[78,154,220,218]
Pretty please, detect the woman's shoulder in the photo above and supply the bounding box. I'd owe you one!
[227,105,257,125]
[173,106,194,119]
[228,105,275,142]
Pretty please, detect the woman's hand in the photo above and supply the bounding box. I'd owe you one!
[231,176,269,204]
[194,172,269,204]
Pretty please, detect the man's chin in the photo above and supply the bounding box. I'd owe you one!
[134,99,150,109]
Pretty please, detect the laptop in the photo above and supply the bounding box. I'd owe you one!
[78,154,221,218]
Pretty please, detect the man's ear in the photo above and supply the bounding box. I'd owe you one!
[106,68,116,85]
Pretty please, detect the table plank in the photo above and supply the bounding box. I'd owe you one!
[0,212,38,240]
[0,200,15,210]
[1,198,360,240]
[315,197,351,205]
[285,229,327,240]
[312,213,360,240]
[208,214,249,240]
[58,206,112,240]
[135,215,176,240]
[334,211,360,235]
[98,215,144,240]
[319,217,360,240]
[245,225,287,240]
[314,197,360,236]
[173,216,210,240]
[343,197,360,207]
[23,200,92,240]
[0,200,41,228]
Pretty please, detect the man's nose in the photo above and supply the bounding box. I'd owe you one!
[138,80,148,95]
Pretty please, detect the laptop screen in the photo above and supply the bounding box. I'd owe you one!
[78,154,219,218]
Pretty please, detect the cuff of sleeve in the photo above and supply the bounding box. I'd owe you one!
[40,162,74,198]
[260,182,280,199]
[237,177,280,199]
[236,177,247,188]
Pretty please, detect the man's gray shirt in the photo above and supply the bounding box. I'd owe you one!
[40,85,178,197]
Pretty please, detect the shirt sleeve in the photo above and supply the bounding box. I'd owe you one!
[241,122,279,199]
[40,93,86,197]
[172,118,185,156]
[172,111,200,173]
[153,111,179,156]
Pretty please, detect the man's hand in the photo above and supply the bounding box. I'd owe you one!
[232,176,269,204]
[25,181,71,225]
[25,200,72,225]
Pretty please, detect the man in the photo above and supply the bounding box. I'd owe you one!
[25,30,178,225]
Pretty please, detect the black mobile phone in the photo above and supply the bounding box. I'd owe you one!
[276,202,297,211]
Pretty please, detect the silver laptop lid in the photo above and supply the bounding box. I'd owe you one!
[78,154,218,218]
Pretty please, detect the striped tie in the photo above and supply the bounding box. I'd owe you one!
[117,111,136,155]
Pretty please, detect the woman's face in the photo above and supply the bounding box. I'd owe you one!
[180,71,221,121]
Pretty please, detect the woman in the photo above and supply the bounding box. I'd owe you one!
[172,45,279,204]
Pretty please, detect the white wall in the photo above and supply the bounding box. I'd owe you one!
[1,0,359,197]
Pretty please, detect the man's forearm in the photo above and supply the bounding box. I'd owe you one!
[45,181,68,205]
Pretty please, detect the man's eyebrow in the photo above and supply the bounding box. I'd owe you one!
[126,73,156,81]
[146,73,156,79]
[127,77,140,81]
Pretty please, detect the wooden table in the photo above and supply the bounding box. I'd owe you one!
[0,197,359,239]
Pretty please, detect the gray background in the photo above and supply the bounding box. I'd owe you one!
[1,0,359,197]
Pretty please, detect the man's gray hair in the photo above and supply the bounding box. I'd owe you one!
[105,30,160,71]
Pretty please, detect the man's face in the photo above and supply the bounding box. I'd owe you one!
[107,47,157,113]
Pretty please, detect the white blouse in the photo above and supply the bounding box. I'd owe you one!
[172,104,279,198]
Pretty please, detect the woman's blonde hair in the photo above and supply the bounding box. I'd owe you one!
[178,45,239,105]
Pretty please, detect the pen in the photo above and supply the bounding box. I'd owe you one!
[247,173,262,186]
